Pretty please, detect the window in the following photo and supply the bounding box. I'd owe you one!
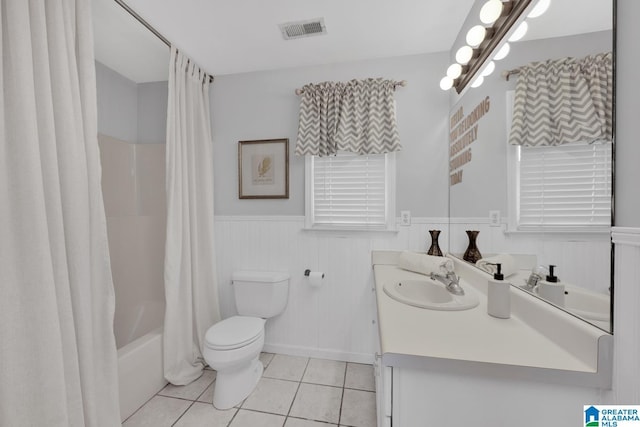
[506,92,612,232]
[515,142,612,230]
[305,152,396,231]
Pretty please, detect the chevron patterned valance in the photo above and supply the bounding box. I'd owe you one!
[295,78,402,156]
[509,52,612,147]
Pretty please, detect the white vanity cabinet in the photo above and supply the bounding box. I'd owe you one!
[371,251,612,426]
[373,354,392,426]
[372,285,392,427]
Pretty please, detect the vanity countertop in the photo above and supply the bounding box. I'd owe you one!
[372,251,612,388]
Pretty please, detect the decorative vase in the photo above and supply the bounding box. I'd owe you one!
[427,230,443,257]
[463,230,482,263]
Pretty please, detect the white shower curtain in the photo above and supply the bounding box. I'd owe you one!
[0,0,120,426]
[164,47,221,385]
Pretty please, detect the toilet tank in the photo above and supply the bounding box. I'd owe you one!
[231,271,290,318]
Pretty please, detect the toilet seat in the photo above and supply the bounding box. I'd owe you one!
[205,316,265,351]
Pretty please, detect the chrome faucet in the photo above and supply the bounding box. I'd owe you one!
[522,265,549,292]
[430,271,465,296]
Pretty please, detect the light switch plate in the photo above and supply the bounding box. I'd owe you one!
[400,210,411,226]
[489,210,501,227]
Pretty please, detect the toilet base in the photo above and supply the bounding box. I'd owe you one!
[212,356,263,410]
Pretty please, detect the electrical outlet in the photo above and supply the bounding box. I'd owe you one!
[400,210,411,226]
[489,210,501,227]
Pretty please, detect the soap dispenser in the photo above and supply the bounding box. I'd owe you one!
[487,263,511,319]
[537,265,565,307]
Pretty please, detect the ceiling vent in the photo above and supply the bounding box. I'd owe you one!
[279,18,326,40]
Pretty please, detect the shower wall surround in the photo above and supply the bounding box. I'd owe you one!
[96,61,168,349]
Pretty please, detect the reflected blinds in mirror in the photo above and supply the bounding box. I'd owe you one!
[517,142,612,228]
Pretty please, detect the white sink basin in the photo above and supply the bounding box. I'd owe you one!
[383,279,479,311]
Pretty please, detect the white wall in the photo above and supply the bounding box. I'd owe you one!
[138,81,168,144]
[210,53,451,217]
[209,52,453,360]
[96,61,138,143]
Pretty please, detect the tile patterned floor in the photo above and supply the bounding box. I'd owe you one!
[123,353,376,427]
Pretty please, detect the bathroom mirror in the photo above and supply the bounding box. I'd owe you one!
[447,0,614,332]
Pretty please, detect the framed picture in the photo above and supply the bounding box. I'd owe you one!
[238,138,289,199]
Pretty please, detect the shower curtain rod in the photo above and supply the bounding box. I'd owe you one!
[113,0,214,83]
[114,0,170,47]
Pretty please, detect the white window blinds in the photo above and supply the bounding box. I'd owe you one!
[518,142,612,229]
[306,152,394,229]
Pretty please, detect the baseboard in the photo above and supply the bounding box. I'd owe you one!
[262,343,374,365]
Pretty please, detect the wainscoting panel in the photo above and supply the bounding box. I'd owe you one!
[450,219,611,294]
[214,216,448,362]
[610,227,640,403]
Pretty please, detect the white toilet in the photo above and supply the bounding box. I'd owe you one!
[203,271,289,409]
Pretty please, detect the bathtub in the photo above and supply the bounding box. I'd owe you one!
[117,328,167,421]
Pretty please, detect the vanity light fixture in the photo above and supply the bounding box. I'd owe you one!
[439,0,550,93]
[466,25,488,47]
[455,45,474,65]
[440,76,454,90]
[479,0,505,24]
[508,21,529,42]
[480,61,496,77]
[447,63,464,79]
[471,75,485,88]
[493,42,511,60]
[527,0,550,18]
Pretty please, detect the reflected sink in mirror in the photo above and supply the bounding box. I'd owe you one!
[532,284,610,330]
[383,279,479,311]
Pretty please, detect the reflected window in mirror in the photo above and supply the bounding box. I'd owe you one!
[506,93,613,233]
[447,6,614,331]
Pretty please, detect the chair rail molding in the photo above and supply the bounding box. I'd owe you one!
[612,227,640,246]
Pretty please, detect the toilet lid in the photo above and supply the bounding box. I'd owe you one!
[205,316,265,350]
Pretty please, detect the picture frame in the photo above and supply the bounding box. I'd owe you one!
[238,138,289,199]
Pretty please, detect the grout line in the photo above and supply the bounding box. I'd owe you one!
[193,374,217,403]
[226,407,240,427]
[170,400,196,427]
[126,353,373,426]
[337,361,349,426]
[283,356,310,423]
[122,392,157,423]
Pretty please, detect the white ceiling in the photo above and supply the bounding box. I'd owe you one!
[92,0,169,83]
[92,0,612,84]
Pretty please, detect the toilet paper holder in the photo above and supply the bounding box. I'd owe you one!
[304,269,324,278]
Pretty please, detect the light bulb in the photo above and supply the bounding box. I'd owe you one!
[493,42,510,60]
[508,21,528,42]
[456,46,474,65]
[471,76,485,88]
[447,63,463,79]
[481,61,495,77]
[440,76,454,90]
[528,0,551,18]
[466,25,487,47]
[480,0,503,25]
